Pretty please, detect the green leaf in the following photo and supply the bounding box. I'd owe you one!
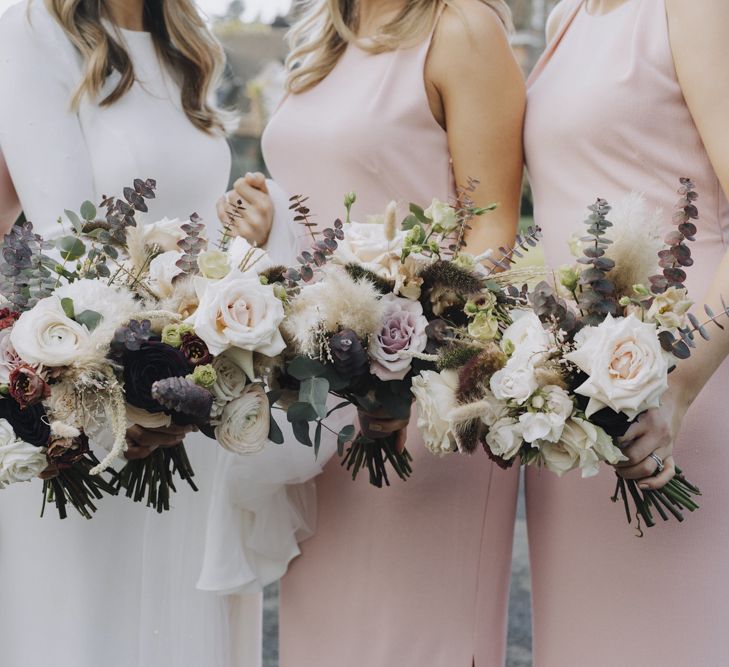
[56,235,86,262]
[80,200,97,221]
[409,203,429,224]
[299,377,330,419]
[287,401,318,423]
[321,365,349,392]
[314,421,323,458]
[287,356,326,381]
[401,214,420,231]
[60,297,75,319]
[337,425,356,456]
[75,309,102,331]
[64,209,84,234]
[292,420,312,447]
[268,414,284,445]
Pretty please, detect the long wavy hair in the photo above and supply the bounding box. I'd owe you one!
[44,0,225,133]
[286,0,513,94]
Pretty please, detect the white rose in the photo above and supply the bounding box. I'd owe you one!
[645,286,693,330]
[0,419,46,488]
[502,311,552,366]
[411,369,459,456]
[228,236,274,275]
[211,351,249,404]
[0,329,20,384]
[549,417,626,479]
[334,221,406,268]
[197,250,231,280]
[490,359,539,405]
[189,269,286,357]
[566,314,669,419]
[424,198,459,233]
[479,389,508,427]
[520,385,574,444]
[148,251,184,298]
[143,217,188,252]
[215,384,270,455]
[10,297,94,367]
[539,439,580,477]
[485,417,524,460]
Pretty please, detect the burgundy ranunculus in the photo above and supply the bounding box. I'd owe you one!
[180,333,212,366]
[0,398,51,447]
[8,365,50,409]
[0,308,20,331]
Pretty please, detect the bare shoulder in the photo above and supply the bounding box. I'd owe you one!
[665,0,729,65]
[545,0,570,43]
[665,0,729,25]
[437,0,511,48]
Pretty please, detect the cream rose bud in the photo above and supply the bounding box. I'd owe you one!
[468,311,499,342]
[10,297,94,367]
[490,360,538,405]
[501,311,552,366]
[645,286,693,330]
[0,420,47,488]
[143,217,187,252]
[554,417,626,479]
[539,440,580,477]
[189,269,286,357]
[411,370,459,456]
[424,198,459,233]
[197,250,231,280]
[215,384,270,455]
[485,417,523,461]
[566,314,669,420]
[369,294,429,381]
[148,251,184,298]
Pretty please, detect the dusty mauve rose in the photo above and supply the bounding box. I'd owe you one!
[369,294,429,381]
[8,366,50,409]
[0,308,20,331]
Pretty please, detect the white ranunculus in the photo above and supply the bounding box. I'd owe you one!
[148,251,184,298]
[520,385,574,444]
[228,236,274,275]
[502,311,552,366]
[490,359,539,406]
[485,417,523,461]
[424,198,459,233]
[645,286,693,330]
[566,314,669,419]
[0,419,46,488]
[189,269,286,357]
[0,329,20,384]
[215,384,270,455]
[143,217,188,252]
[411,369,459,456]
[11,297,94,367]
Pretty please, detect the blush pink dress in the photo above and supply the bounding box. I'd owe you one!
[262,22,520,667]
[525,1,729,665]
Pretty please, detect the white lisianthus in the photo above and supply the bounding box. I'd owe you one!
[485,417,523,461]
[369,294,429,381]
[189,269,286,357]
[0,419,46,488]
[215,384,270,455]
[490,361,539,405]
[468,310,500,342]
[411,370,459,456]
[645,286,693,330]
[228,236,273,275]
[148,251,184,298]
[566,314,669,419]
[424,198,459,233]
[501,311,552,366]
[519,385,574,444]
[197,250,231,280]
[0,329,20,384]
[143,217,187,252]
[479,389,508,427]
[11,297,94,367]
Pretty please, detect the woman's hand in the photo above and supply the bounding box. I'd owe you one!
[216,171,274,247]
[124,424,195,461]
[357,408,409,453]
[614,388,689,490]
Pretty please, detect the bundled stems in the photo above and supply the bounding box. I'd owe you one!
[341,433,413,488]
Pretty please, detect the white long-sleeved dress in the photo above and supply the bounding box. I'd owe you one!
[0,3,256,666]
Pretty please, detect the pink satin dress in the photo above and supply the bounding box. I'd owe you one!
[262,24,520,667]
[525,1,729,665]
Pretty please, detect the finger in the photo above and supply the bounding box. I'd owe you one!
[617,418,650,447]
[146,424,193,437]
[616,432,664,468]
[124,438,157,460]
[244,171,268,193]
[617,446,671,480]
[638,455,677,491]
[233,179,271,211]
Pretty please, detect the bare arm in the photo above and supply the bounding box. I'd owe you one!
[426,0,526,258]
[0,150,20,234]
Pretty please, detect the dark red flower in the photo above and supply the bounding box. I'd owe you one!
[180,333,212,366]
[0,308,20,331]
[8,365,50,409]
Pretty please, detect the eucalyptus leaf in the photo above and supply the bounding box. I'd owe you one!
[292,420,312,447]
[287,401,318,423]
[409,203,429,224]
[314,421,323,458]
[56,236,86,262]
[80,201,97,221]
[337,425,355,457]
[64,209,84,234]
[75,309,102,331]
[299,377,330,419]
[268,414,284,445]
[60,297,75,319]
[288,356,326,381]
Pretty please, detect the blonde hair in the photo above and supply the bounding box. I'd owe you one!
[44,0,225,133]
[286,0,513,94]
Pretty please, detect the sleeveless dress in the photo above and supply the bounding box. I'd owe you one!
[262,22,520,667]
[524,1,729,665]
[0,4,261,666]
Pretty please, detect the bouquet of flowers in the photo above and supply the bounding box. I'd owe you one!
[0,179,283,516]
[267,184,541,487]
[416,179,727,531]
